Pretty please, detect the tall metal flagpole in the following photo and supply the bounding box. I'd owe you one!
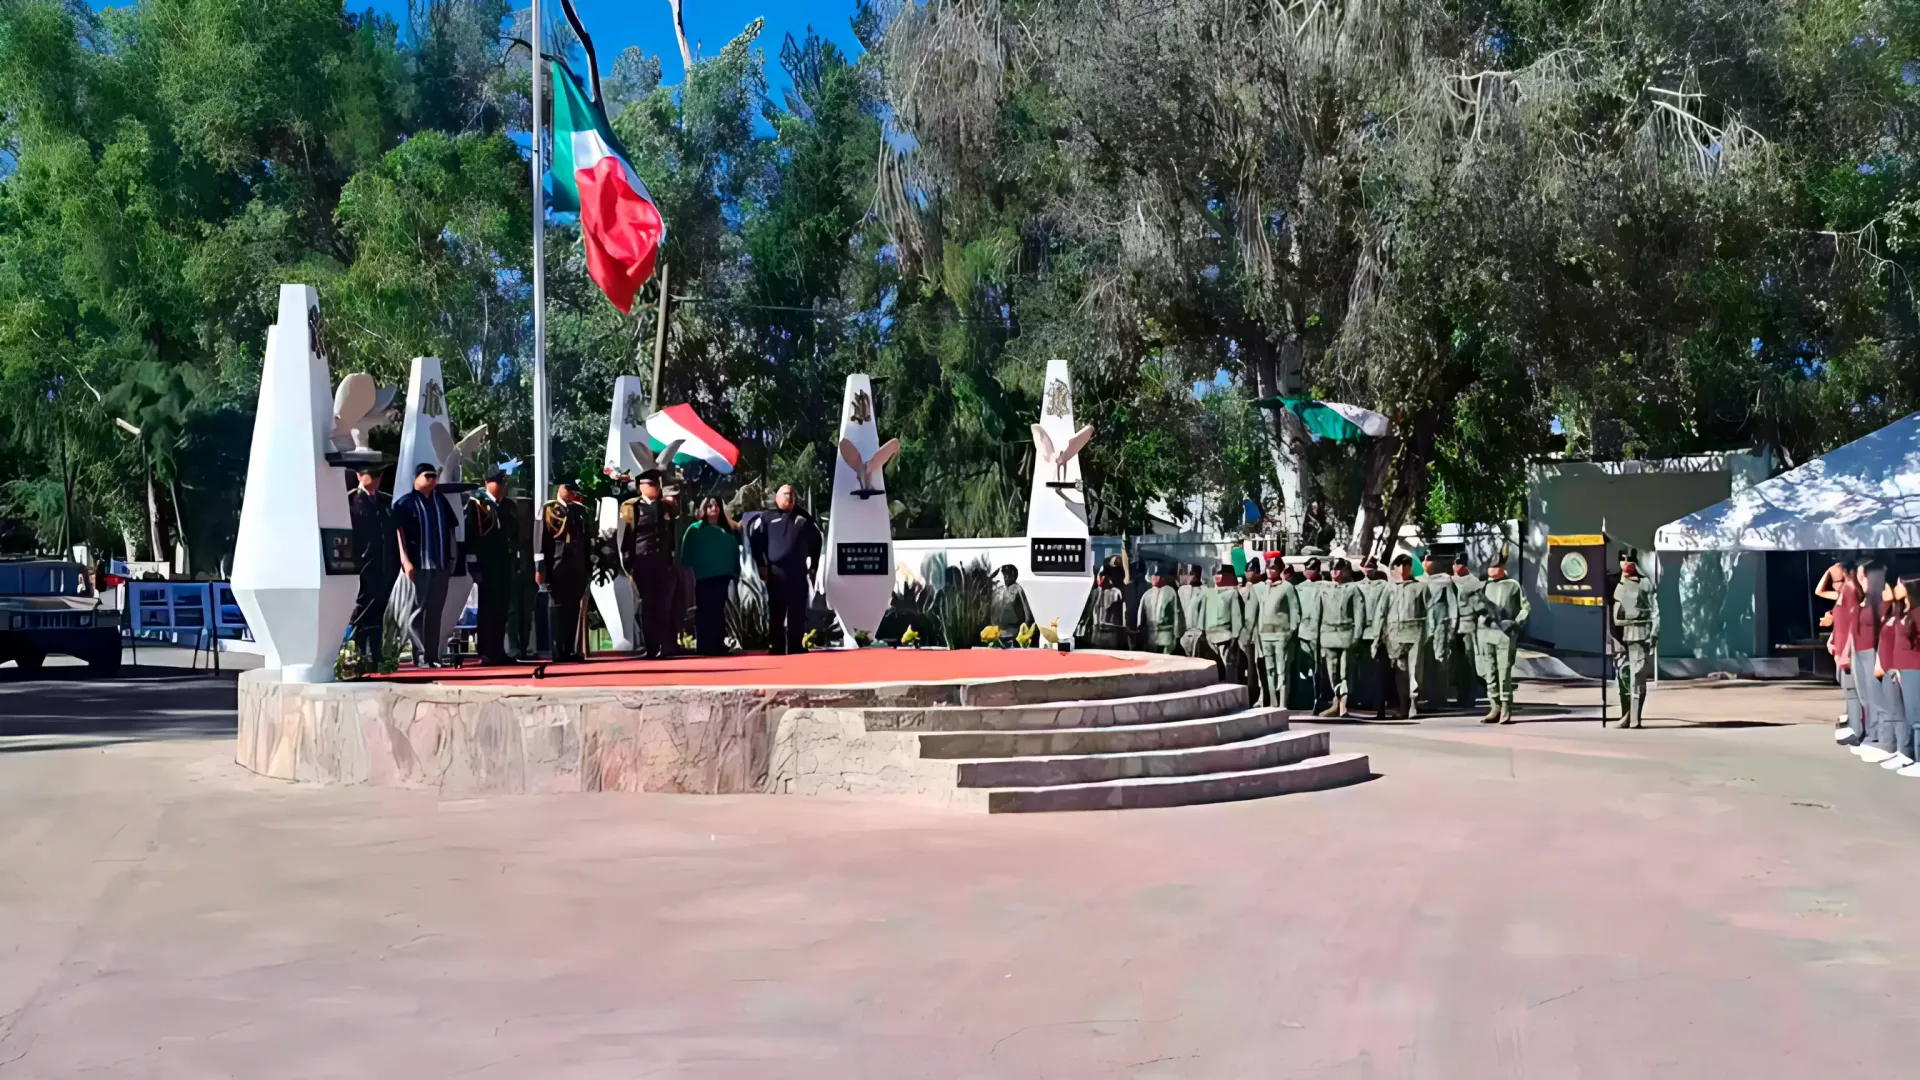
[530,0,550,510]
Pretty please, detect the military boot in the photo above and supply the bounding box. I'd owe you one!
[1333,694,1348,718]
[1479,701,1502,723]
[1315,699,1340,718]
[1498,699,1515,724]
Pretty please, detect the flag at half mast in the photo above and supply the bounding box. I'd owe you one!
[548,62,664,314]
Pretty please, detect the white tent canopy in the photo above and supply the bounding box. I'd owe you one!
[1655,412,1920,552]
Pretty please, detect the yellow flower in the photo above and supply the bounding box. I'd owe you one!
[980,625,1002,644]
[802,629,821,650]
[1040,619,1061,644]
[1015,622,1036,647]
[901,627,922,647]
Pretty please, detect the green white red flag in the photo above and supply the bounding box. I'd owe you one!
[547,62,664,314]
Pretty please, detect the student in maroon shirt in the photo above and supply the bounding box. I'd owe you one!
[1852,563,1892,761]
[1817,561,1861,744]
[1877,577,1920,777]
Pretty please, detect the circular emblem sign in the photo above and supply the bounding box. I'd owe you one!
[1559,551,1589,583]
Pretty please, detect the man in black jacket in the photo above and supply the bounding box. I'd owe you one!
[619,472,680,658]
[347,466,397,672]
[464,471,519,666]
[747,484,821,655]
[391,463,459,668]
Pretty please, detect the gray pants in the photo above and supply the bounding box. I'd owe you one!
[1840,662,1860,740]
[1849,645,1874,742]
[407,568,449,666]
[1855,647,1889,748]
[1883,671,1919,761]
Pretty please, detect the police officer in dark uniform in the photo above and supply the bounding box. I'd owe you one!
[464,470,520,666]
[347,465,397,672]
[536,481,591,662]
[747,484,823,655]
[619,469,680,658]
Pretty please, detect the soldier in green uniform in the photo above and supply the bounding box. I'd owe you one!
[1135,563,1186,654]
[1238,559,1264,701]
[1315,559,1369,717]
[1295,557,1327,712]
[1253,556,1302,708]
[1197,564,1246,682]
[1477,547,1530,723]
[1385,554,1431,718]
[1089,555,1129,649]
[1612,548,1658,729]
[1177,564,1207,657]
[1450,553,1486,710]
[1357,556,1392,719]
[1420,555,1459,712]
[535,481,592,662]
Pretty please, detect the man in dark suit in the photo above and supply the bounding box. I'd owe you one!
[746,484,821,655]
[536,481,592,662]
[391,462,459,668]
[464,471,520,666]
[347,465,397,672]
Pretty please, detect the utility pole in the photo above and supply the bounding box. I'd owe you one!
[117,417,161,562]
[649,260,671,411]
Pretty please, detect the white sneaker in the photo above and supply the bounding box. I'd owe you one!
[1835,727,1854,742]
[1851,744,1872,756]
[1900,762,1920,778]
[1883,754,1914,771]
[1860,747,1893,764]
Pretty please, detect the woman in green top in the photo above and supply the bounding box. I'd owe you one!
[680,498,742,655]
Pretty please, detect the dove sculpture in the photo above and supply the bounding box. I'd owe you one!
[329,373,397,457]
[428,420,490,482]
[838,436,900,499]
[1031,423,1095,485]
[625,438,685,480]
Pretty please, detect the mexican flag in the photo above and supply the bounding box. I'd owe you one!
[1255,396,1390,442]
[548,62,664,314]
[644,403,740,474]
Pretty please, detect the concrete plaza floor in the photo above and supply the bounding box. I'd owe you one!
[1,670,1917,1078]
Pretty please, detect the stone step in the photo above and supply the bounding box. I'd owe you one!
[915,707,1289,760]
[952,658,1223,708]
[984,752,1372,813]
[861,682,1249,733]
[956,728,1330,789]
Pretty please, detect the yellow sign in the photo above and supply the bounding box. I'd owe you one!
[1548,534,1605,546]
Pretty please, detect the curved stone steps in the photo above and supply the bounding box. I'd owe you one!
[915,706,1289,760]
[955,728,1330,789]
[983,752,1372,813]
[860,682,1250,733]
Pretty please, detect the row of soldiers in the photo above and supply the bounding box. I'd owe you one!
[1127,550,1531,721]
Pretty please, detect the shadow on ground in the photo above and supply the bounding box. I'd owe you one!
[0,666,238,751]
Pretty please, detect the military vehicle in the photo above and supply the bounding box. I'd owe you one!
[0,558,121,673]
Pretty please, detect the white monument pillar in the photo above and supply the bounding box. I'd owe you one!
[591,375,647,652]
[231,285,357,683]
[823,375,899,639]
[1023,359,1095,643]
[396,357,473,639]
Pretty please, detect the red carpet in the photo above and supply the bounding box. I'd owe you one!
[372,648,1144,688]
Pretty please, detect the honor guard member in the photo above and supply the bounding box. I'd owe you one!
[464,470,520,666]
[1357,556,1392,718]
[346,466,397,672]
[1197,564,1246,682]
[1612,547,1658,729]
[1295,557,1328,712]
[1477,546,1530,723]
[1385,554,1431,718]
[1315,559,1368,717]
[991,564,1037,640]
[1450,553,1486,709]
[1177,564,1207,657]
[1253,556,1302,708]
[619,469,680,658]
[1238,559,1264,698]
[1420,555,1459,711]
[1136,563,1186,654]
[536,481,591,662]
[1090,555,1129,649]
